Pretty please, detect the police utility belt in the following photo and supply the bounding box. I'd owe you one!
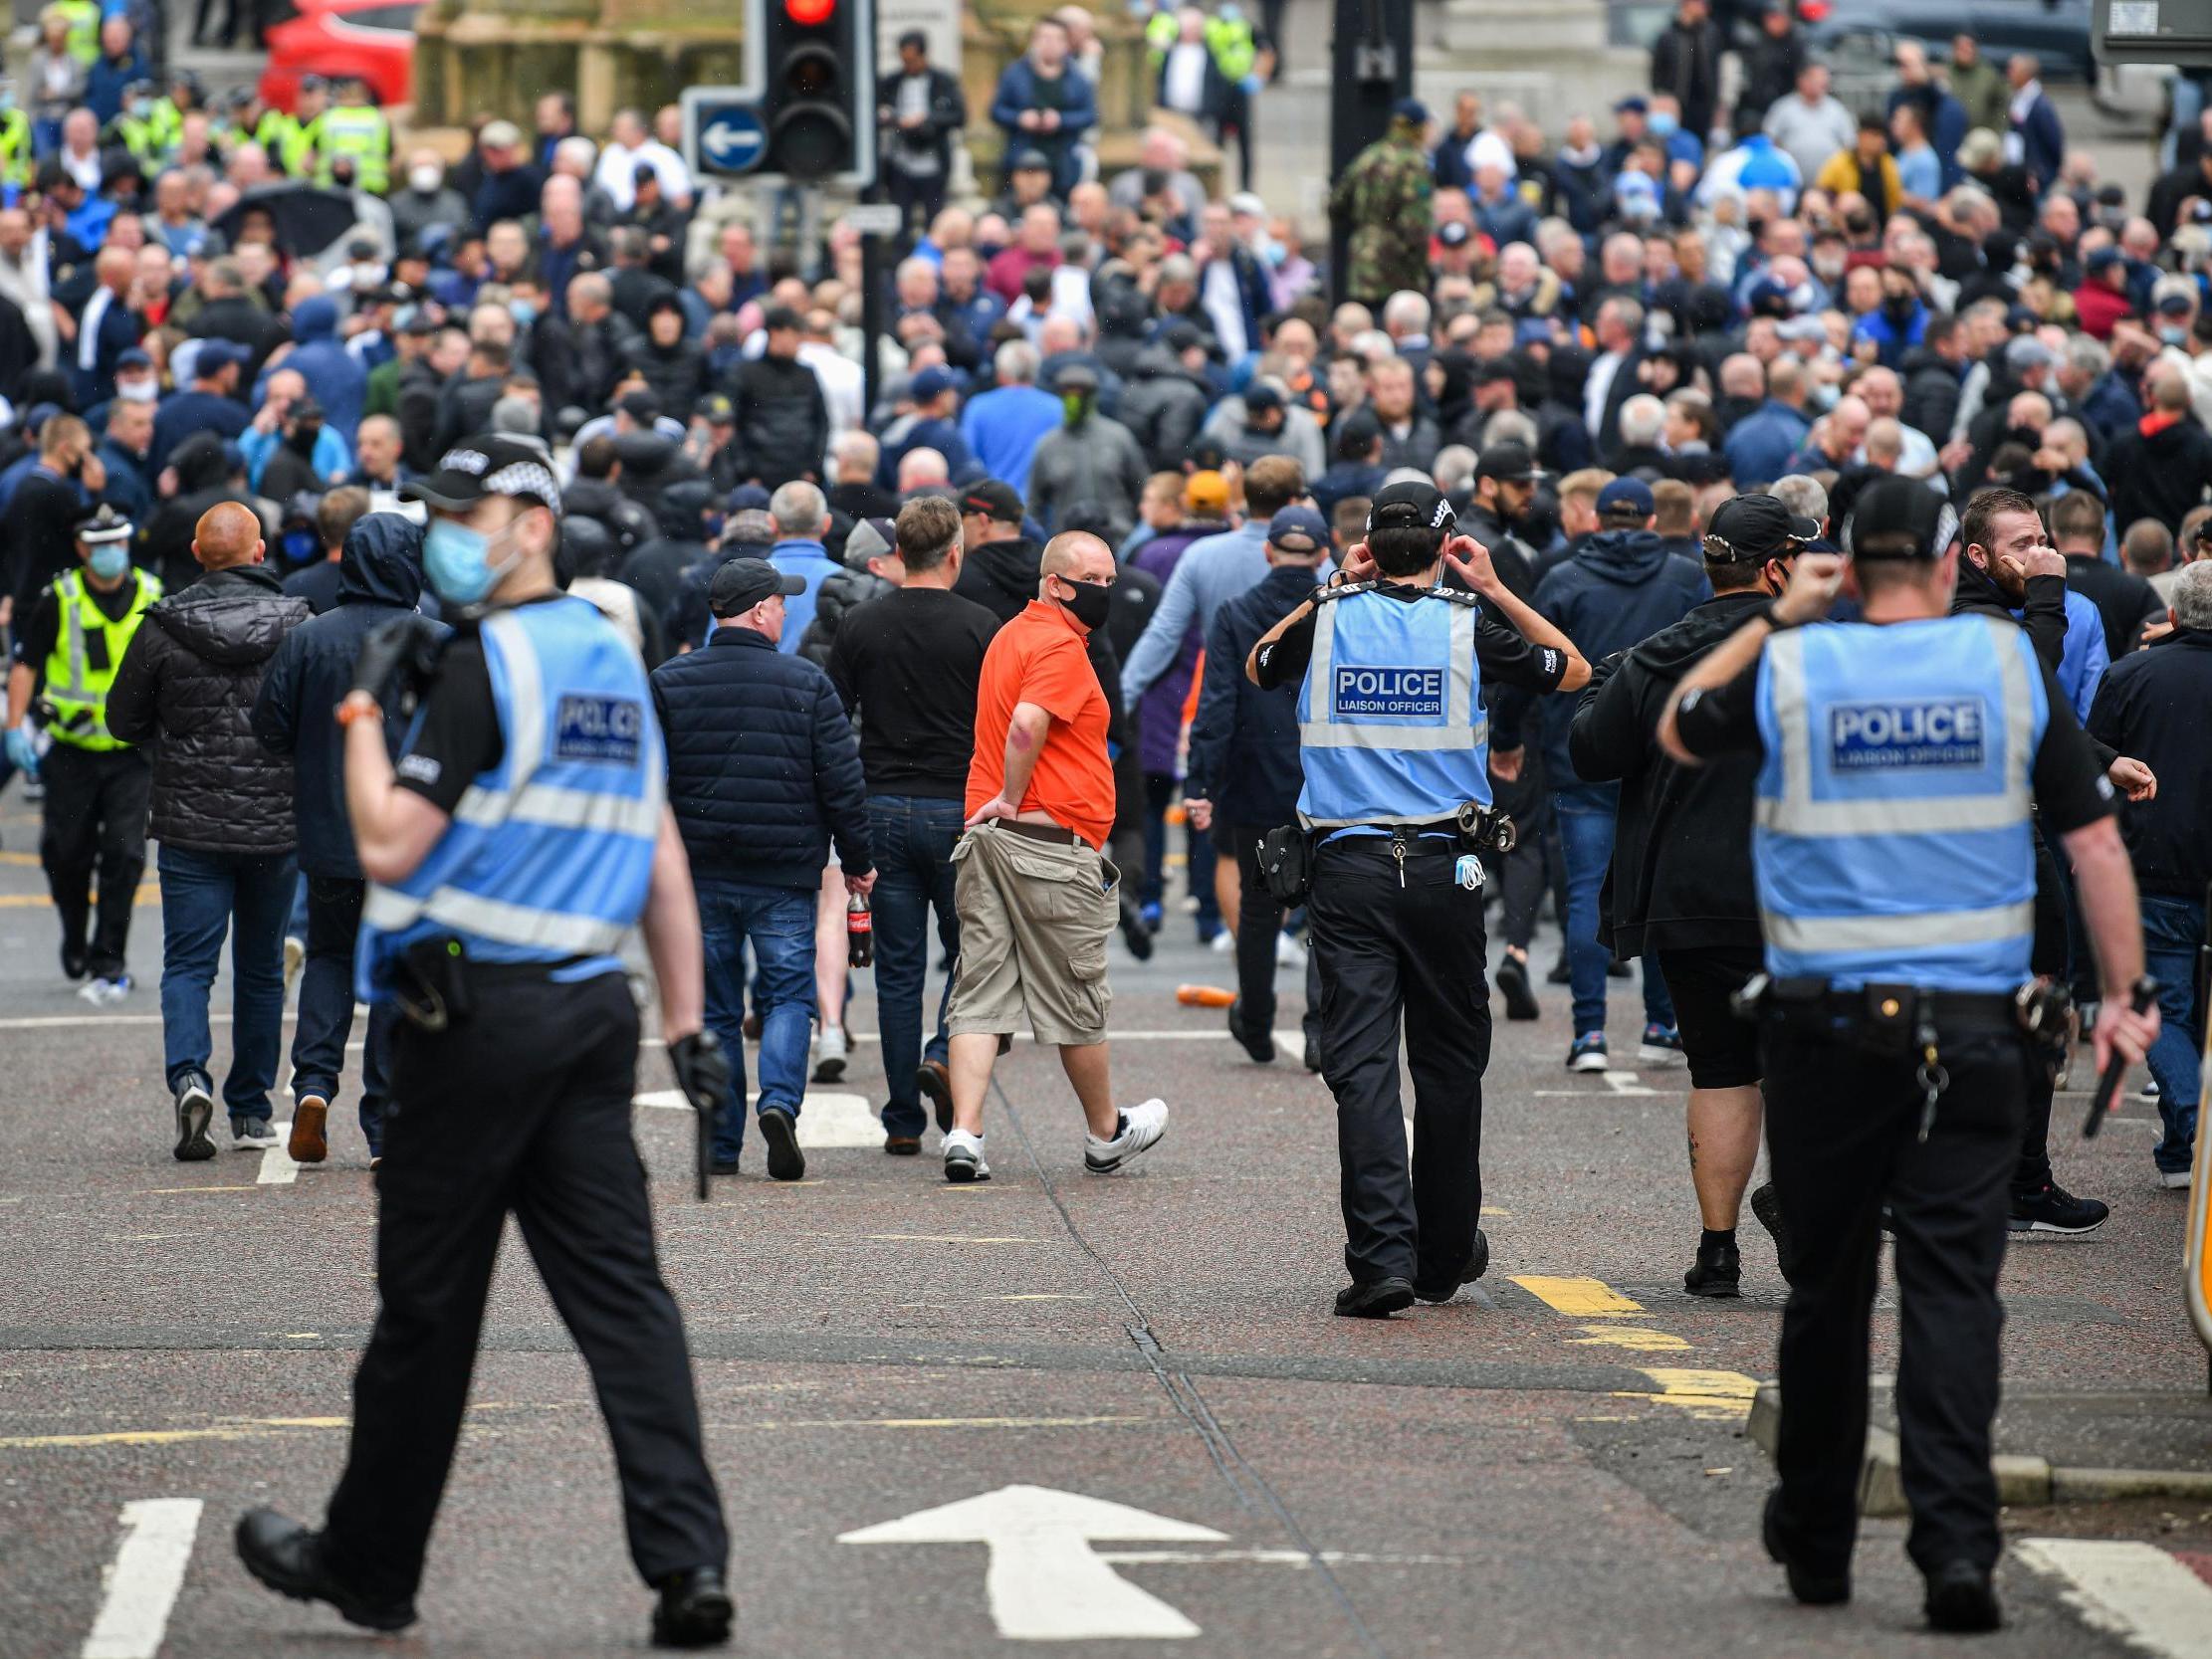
[1733,973,2065,1141]
[1256,801,1516,908]
[388,934,591,1032]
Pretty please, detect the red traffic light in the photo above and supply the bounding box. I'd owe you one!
[784,0,835,23]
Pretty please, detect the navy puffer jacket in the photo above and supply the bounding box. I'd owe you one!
[650,624,871,890]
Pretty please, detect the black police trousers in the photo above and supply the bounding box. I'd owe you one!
[324,969,728,1602]
[1223,821,1321,1049]
[1309,836,1491,1286]
[1761,1019,2028,1577]
[39,742,150,980]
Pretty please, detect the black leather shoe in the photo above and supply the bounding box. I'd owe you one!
[1761,1488,1849,1605]
[1684,1236,1741,1298]
[652,1566,735,1648]
[1545,953,1572,985]
[235,1508,417,1632]
[1494,953,1539,1020]
[1227,997,1275,1064]
[1924,1560,2001,1632]
[757,1108,805,1181]
[1333,1277,1416,1319]
[1414,1229,1490,1303]
[1303,1035,1322,1073]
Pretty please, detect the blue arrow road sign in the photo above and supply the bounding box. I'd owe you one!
[698,104,767,174]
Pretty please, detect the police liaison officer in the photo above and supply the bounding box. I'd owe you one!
[1658,478,2159,1633]
[1248,481,1589,1318]
[232,436,740,1650]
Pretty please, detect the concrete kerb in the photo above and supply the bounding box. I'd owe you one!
[1747,1383,2212,1518]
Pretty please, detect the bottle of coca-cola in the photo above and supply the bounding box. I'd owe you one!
[846,890,873,968]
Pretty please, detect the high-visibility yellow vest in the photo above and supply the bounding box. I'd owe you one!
[0,108,33,189]
[257,107,312,176]
[42,567,160,751]
[315,105,390,193]
[54,0,100,68]
[1207,15,1256,82]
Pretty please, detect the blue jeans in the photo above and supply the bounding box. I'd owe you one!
[2140,895,2203,1176]
[290,876,397,1156]
[697,878,816,1160]
[158,844,297,1124]
[1555,787,1674,1041]
[868,795,962,1139]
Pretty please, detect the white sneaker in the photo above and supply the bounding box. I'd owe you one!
[1275,931,1307,970]
[812,1024,849,1084]
[283,934,306,996]
[2160,1167,2193,1190]
[79,974,132,1006]
[943,1128,990,1183]
[1085,1098,1168,1173]
[1209,930,1234,953]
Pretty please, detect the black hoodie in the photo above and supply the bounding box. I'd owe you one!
[1568,590,1767,954]
[252,514,442,880]
[953,535,1044,627]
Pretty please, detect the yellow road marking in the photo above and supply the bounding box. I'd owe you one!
[1622,1366,1762,1419]
[1567,1325,1691,1351]
[0,1412,1151,1451]
[0,885,158,907]
[1509,1275,1645,1316]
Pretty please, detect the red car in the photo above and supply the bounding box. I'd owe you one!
[257,0,422,111]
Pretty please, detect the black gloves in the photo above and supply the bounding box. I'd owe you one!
[349,613,446,709]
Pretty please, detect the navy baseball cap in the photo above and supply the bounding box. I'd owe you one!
[1266,506,1330,553]
[1391,98,1430,126]
[911,365,958,401]
[1597,477,1657,519]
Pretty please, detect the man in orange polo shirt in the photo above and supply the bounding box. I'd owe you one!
[941,530,1169,1182]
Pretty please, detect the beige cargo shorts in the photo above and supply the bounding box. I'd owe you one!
[947,820,1117,1048]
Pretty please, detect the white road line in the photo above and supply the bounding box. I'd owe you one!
[1602,1070,1659,1097]
[634,1090,884,1148]
[256,1125,299,1186]
[81,1498,202,1659]
[2017,1538,2212,1659]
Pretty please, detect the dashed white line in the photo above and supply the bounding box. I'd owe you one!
[81,1498,202,1659]
[256,1125,299,1186]
[2017,1538,2212,1659]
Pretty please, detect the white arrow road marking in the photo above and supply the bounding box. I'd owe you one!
[257,1124,298,1185]
[81,1498,202,1659]
[2016,1539,2212,1659]
[839,1484,1226,1640]
[1602,1070,1658,1097]
[634,1090,881,1147]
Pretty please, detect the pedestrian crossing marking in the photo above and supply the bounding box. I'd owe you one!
[2017,1538,2212,1658]
[80,1498,200,1659]
[1567,1325,1691,1351]
[1509,1275,1645,1316]
[256,1124,299,1185]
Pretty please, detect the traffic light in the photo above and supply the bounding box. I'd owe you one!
[758,0,875,186]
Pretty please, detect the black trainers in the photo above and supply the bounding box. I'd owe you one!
[235,1508,417,1632]
[1684,1235,1741,1297]
[1494,953,1539,1020]
[651,1565,735,1648]
[1414,1229,1489,1303]
[1333,1277,1416,1319]
[60,940,88,981]
[1227,997,1275,1064]
[1545,952,1572,985]
[2008,1181,2108,1236]
[1923,1560,2001,1633]
[757,1108,805,1181]
[1762,1487,1849,1606]
[1749,1182,1796,1284]
[1118,891,1156,961]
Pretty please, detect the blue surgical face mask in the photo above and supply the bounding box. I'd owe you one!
[88,542,129,581]
[509,298,539,327]
[423,517,523,607]
[1649,110,1678,138]
[2160,323,2189,345]
[281,527,319,563]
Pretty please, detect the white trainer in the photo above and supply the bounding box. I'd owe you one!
[942,1128,990,1183]
[1085,1098,1168,1174]
[812,1023,849,1084]
[1275,931,1308,969]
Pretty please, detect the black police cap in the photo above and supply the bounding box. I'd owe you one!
[1843,478,1957,562]
[1703,494,1819,563]
[1366,480,1456,536]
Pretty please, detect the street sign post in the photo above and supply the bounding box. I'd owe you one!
[687,97,770,175]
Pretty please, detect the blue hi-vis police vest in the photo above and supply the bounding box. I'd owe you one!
[1294,586,1490,830]
[358,596,665,999]
[1751,614,2044,993]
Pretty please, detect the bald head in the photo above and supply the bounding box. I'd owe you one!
[192,502,265,571]
[1040,531,1112,583]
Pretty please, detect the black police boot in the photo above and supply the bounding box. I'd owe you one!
[2007,1181,2108,1236]
[1923,1560,2002,1633]
[1302,1034,1322,1073]
[651,1566,735,1648]
[1749,1182,1798,1285]
[60,939,88,981]
[1227,997,1275,1064]
[235,1509,417,1632]
[1333,1276,1416,1319]
[1494,952,1539,1020]
[1415,1228,1489,1303]
[1546,952,1572,985]
[1761,1487,1850,1606]
[1684,1232,1741,1298]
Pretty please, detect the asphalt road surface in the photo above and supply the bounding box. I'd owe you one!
[1,794,2207,1658]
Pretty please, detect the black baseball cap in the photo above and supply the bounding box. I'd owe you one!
[1366,480,1457,535]
[1703,494,1818,563]
[961,480,1024,523]
[405,434,563,516]
[1473,441,1539,484]
[708,556,806,617]
[1843,478,1956,561]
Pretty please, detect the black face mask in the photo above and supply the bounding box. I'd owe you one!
[1055,577,1114,630]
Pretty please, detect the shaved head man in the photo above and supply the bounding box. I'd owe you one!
[192,502,268,570]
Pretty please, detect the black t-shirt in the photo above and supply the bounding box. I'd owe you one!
[1672,630,2115,836]
[827,584,997,799]
[392,632,504,817]
[13,567,146,671]
[1251,582,1571,697]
